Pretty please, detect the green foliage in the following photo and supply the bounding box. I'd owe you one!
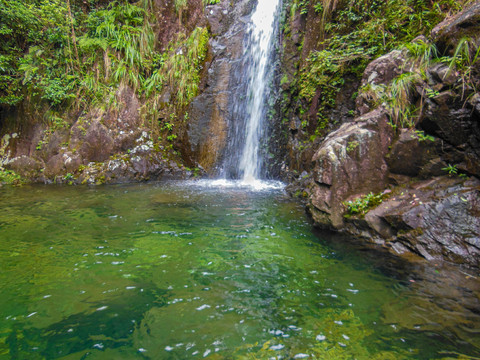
[0,169,23,185]
[403,39,438,68]
[413,130,434,142]
[386,72,421,127]
[442,163,458,175]
[144,26,210,127]
[0,0,210,145]
[346,140,359,152]
[203,0,220,5]
[0,0,72,107]
[79,1,155,95]
[291,0,469,137]
[443,37,480,95]
[344,192,387,216]
[162,27,210,106]
[0,133,23,184]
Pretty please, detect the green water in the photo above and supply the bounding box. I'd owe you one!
[0,182,479,359]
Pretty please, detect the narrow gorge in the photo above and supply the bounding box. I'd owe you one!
[0,0,480,358]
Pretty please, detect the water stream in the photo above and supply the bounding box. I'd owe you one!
[0,183,479,359]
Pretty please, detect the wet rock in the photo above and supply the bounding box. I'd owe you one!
[40,128,70,161]
[420,94,480,177]
[44,154,65,178]
[187,0,253,173]
[386,128,442,178]
[469,92,480,116]
[428,63,458,87]
[63,152,83,174]
[356,50,407,115]
[362,50,406,86]
[78,120,114,163]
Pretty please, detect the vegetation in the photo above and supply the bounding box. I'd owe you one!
[442,163,458,176]
[343,191,388,216]
[0,133,23,184]
[282,0,472,137]
[0,0,210,143]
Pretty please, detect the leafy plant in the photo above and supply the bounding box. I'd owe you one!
[344,192,387,216]
[403,39,438,68]
[442,163,458,175]
[0,169,23,185]
[346,140,359,152]
[202,0,220,6]
[413,130,434,142]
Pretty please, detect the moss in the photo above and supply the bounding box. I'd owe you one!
[0,169,25,185]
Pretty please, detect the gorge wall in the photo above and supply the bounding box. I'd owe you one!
[279,1,480,268]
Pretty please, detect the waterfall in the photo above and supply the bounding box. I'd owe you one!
[238,0,280,183]
[220,0,281,185]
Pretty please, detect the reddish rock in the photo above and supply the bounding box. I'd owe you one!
[78,120,114,163]
[355,50,407,115]
[307,108,394,229]
[386,128,443,178]
[344,177,480,267]
[5,155,44,179]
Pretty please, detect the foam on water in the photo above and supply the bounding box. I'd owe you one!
[186,178,285,191]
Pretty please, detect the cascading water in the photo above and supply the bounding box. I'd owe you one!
[219,0,281,188]
[238,0,281,183]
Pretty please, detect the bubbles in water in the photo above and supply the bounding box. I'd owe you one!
[185,179,285,191]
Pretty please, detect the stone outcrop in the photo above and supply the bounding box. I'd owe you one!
[1,1,232,184]
[344,177,480,267]
[307,108,393,229]
[431,1,480,54]
[3,85,191,184]
[299,4,480,267]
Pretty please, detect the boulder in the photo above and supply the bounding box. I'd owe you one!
[355,50,407,115]
[187,0,252,174]
[307,108,394,229]
[78,120,114,163]
[386,128,443,178]
[344,177,480,267]
[420,94,480,177]
[5,155,44,179]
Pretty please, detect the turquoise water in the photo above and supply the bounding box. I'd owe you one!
[0,182,479,359]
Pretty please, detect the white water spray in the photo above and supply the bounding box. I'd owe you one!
[238,0,280,185]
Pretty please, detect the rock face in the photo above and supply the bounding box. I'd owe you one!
[307,108,393,229]
[187,0,257,174]
[299,4,480,267]
[3,85,191,184]
[2,1,247,183]
[431,2,480,54]
[344,178,480,267]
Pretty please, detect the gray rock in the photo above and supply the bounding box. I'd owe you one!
[431,2,480,54]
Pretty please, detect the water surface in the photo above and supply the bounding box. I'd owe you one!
[0,182,478,359]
